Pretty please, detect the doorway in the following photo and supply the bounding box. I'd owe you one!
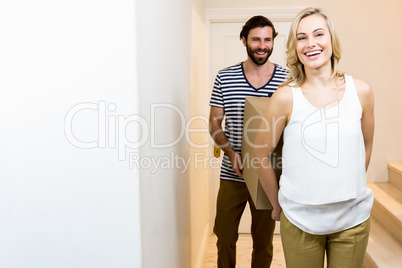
[206,7,302,234]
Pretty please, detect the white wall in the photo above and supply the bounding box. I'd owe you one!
[205,0,402,182]
[189,0,210,267]
[0,1,141,267]
[136,0,192,267]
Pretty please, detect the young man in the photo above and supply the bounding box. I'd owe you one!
[209,16,288,268]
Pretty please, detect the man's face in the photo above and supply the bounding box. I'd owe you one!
[243,26,274,66]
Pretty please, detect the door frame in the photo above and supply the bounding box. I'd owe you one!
[205,7,305,232]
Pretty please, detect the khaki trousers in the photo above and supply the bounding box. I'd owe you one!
[280,212,370,268]
[214,180,276,268]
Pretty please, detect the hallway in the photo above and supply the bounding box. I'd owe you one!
[2,1,401,268]
[202,234,285,267]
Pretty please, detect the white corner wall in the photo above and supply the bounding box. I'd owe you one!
[0,1,142,267]
[189,0,210,268]
[136,0,192,267]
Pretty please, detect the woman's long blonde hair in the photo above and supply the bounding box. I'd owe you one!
[284,7,343,86]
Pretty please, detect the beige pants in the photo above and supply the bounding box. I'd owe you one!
[280,212,370,268]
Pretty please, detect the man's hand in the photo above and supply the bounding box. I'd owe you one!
[209,106,243,178]
[228,151,243,178]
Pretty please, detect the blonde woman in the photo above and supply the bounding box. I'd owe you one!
[254,8,374,267]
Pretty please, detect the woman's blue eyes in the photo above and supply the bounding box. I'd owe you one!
[297,34,324,41]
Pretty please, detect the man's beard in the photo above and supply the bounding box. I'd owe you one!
[246,43,272,66]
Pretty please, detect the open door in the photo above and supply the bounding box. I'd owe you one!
[209,14,293,233]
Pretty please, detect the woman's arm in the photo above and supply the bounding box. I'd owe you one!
[254,86,292,220]
[355,78,375,171]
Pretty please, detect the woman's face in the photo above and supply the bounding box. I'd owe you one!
[296,14,332,71]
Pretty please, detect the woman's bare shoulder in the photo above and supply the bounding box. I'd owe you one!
[272,85,293,101]
[352,77,374,108]
[353,77,372,94]
[269,85,293,115]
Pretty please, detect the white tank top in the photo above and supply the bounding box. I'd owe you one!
[278,75,373,234]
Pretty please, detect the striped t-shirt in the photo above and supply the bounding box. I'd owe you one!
[209,62,288,182]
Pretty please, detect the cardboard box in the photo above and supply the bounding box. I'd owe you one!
[241,97,283,210]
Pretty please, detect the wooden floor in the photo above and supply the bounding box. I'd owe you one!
[202,234,286,267]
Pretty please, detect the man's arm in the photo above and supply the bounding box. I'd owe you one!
[209,106,243,178]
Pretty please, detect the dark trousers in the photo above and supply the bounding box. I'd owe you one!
[214,180,276,268]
